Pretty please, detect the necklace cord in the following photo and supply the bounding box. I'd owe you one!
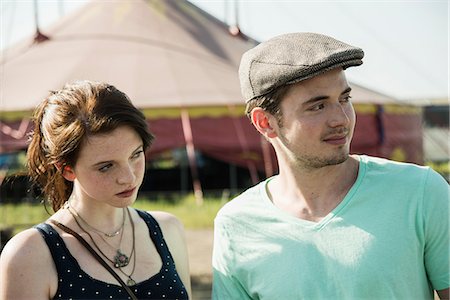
[48,219,138,300]
[67,199,125,237]
[67,205,137,283]
[67,206,130,268]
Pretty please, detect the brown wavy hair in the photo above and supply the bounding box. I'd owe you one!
[27,81,154,212]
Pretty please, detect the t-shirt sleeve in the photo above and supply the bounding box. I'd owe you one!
[422,168,450,290]
[212,216,251,300]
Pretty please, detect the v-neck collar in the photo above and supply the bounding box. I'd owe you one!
[259,155,367,230]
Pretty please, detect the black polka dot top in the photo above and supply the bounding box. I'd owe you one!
[35,209,189,300]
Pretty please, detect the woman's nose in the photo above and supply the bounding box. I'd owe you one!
[117,165,136,185]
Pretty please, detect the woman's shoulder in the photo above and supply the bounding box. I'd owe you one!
[148,211,185,234]
[0,226,56,298]
[1,226,51,268]
[145,211,191,296]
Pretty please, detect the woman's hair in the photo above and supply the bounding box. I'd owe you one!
[27,80,154,212]
[244,84,291,126]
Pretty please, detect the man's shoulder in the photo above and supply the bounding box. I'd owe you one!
[362,155,430,178]
[216,180,266,219]
[360,155,450,192]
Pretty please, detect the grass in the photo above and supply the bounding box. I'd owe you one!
[0,194,227,235]
[134,194,226,229]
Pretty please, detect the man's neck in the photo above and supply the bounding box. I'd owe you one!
[267,155,360,222]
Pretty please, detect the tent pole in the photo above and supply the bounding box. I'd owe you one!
[33,0,50,43]
[229,163,237,195]
[234,0,239,28]
[227,105,259,184]
[180,108,203,205]
[260,136,274,178]
[33,0,40,31]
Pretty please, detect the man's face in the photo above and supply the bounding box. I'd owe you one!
[273,68,356,169]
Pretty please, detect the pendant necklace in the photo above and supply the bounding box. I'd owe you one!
[120,208,136,286]
[67,205,133,268]
[66,199,125,237]
[68,206,137,285]
[90,215,130,268]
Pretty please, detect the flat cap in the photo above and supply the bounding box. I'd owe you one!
[239,32,364,102]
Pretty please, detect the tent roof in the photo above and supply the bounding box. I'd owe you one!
[1,0,403,113]
[349,82,401,105]
[423,127,450,161]
[0,0,257,112]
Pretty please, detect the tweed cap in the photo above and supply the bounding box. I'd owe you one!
[239,32,364,102]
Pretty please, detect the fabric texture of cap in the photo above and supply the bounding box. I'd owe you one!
[239,32,364,102]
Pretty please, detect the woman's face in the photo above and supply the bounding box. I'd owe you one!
[67,125,146,208]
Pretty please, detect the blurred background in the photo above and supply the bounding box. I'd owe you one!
[1,1,448,299]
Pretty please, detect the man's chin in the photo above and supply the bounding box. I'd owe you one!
[328,153,350,166]
[295,153,347,170]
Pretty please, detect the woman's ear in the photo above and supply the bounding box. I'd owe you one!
[62,166,76,182]
[56,163,76,182]
[250,108,278,139]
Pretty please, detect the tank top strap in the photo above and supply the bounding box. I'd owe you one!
[135,209,176,266]
[35,223,81,277]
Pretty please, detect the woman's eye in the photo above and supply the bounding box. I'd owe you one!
[99,164,112,172]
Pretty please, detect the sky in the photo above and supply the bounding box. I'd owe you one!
[1,0,448,102]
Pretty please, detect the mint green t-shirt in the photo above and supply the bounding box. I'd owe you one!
[212,155,449,300]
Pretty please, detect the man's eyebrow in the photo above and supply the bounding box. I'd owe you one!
[303,95,329,105]
[303,87,352,106]
[342,87,352,95]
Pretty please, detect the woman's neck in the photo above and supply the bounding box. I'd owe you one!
[66,194,126,233]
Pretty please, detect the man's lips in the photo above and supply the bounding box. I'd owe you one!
[116,187,136,197]
[323,134,348,145]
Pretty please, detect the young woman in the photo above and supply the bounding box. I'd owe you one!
[0,81,191,300]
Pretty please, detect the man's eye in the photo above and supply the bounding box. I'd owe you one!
[341,95,352,103]
[310,103,325,111]
[132,150,144,159]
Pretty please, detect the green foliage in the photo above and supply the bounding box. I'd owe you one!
[0,203,51,233]
[426,161,450,182]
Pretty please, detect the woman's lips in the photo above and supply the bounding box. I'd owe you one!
[116,187,136,198]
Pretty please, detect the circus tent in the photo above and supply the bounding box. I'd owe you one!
[0,0,423,196]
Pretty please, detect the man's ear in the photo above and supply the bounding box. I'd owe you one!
[251,108,278,139]
[56,163,76,182]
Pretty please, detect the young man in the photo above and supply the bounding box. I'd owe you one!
[212,33,449,299]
